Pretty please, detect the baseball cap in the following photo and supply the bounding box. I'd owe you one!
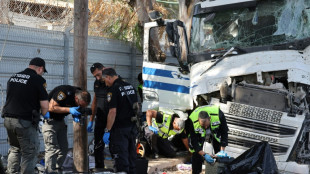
[29,57,47,73]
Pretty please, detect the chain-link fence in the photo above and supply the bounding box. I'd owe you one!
[0,0,73,31]
[0,0,143,156]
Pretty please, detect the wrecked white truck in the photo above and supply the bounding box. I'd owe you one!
[142,0,310,173]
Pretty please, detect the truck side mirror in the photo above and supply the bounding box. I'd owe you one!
[148,11,164,26]
[166,20,189,72]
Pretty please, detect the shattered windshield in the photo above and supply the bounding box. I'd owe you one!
[190,0,310,53]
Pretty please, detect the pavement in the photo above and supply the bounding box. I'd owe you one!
[1,151,197,174]
[92,151,194,174]
[147,152,191,174]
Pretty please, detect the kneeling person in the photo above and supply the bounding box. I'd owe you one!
[145,108,187,158]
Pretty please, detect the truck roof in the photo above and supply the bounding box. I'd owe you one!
[194,0,257,15]
[199,0,257,8]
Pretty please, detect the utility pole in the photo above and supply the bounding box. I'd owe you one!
[73,0,88,172]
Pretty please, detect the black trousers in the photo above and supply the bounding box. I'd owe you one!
[110,126,137,174]
[144,127,176,157]
[191,137,221,174]
[192,152,204,174]
[94,117,106,168]
[212,136,221,154]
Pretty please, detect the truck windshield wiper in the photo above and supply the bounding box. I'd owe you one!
[200,47,243,76]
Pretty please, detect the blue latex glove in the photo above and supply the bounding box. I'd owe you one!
[69,106,81,116]
[43,112,50,119]
[204,154,215,164]
[215,150,228,158]
[73,116,80,123]
[103,132,110,144]
[148,126,158,134]
[87,121,93,132]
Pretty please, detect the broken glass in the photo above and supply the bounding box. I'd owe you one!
[190,0,310,54]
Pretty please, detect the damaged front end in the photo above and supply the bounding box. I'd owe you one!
[190,47,310,172]
[188,0,310,172]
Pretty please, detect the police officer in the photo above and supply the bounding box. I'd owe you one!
[42,85,91,173]
[87,63,109,170]
[101,68,138,174]
[185,105,229,174]
[145,108,187,158]
[2,57,49,174]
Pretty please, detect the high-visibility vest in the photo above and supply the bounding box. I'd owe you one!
[152,108,183,139]
[188,105,221,152]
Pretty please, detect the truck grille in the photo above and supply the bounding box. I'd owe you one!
[228,136,289,154]
[226,116,296,137]
[229,102,283,123]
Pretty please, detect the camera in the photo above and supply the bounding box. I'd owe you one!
[77,107,92,115]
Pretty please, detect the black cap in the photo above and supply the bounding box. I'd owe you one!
[29,57,47,73]
[90,62,104,73]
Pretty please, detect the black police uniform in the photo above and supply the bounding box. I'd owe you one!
[3,68,48,174]
[3,68,48,120]
[107,78,138,174]
[48,85,80,119]
[42,85,80,173]
[93,79,109,168]
[185,110,229,174]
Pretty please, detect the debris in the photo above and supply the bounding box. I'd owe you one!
[176,163,191,171]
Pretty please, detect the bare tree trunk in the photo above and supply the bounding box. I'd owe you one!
[0,0,9,24]
[178,0,197,63]
[73,0,88,172]
[133,0,164,62]
[178,0,197,42]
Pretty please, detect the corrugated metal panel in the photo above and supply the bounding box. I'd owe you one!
[0,24,142,156]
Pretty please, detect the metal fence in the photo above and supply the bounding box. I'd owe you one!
[0,23,143,155]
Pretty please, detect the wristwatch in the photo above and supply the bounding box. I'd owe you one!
[104,128,110,133]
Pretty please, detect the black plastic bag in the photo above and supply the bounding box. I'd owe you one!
[224,141,278,174]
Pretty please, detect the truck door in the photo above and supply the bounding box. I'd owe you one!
[142,20,193,111]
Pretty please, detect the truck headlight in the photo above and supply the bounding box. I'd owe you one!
[143,90,159,101]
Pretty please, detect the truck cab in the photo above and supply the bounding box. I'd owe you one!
[142,0,310,173]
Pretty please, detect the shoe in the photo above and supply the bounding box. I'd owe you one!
[56,167,63,174]
[92,168,114,172]
[91,168,105,172]
[153,153,159,159]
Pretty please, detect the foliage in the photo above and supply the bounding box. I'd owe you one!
[88,0,172,51]
[88,0,137,42]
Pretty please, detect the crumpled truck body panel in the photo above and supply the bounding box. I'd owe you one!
[190,48,310,97]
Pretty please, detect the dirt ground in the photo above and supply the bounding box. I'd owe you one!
[160,166,205,174]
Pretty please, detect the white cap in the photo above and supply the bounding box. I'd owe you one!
[174,110,188,120]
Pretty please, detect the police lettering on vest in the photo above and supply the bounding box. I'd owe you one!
[108,78,138,129]
[9,73,31,84]
[120,85,135,96]
[3,68,48,121]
